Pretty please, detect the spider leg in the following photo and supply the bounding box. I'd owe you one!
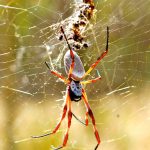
[68,50,75,79]
[82,89,101,150]
[72,112,86,126]
[85,111,89,126]
[68,61,74,79]
[60,26,75,79]
[51,70,67,83]
[32,89,69,139]
[31,132,52,139]
[81,69,101,84]
[50,91,69,134]
[81,76,101,84]
[52,93,72,150]
[82,26,109,78]
[45,62,67,83]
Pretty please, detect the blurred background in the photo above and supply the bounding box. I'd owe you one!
[0,0,150,150]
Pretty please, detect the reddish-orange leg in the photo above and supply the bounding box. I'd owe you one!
[32,90,69,139]
[82,89,101,150]
[33,89,73,150]
[81,76,101,84]
[60,26,75,79]
[52,91,73,150]
[51,91,69,135]
[45,62,67,83]
[82,26,109,78]
[31,88,84,139]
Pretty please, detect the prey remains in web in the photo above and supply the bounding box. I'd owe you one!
[32,26,109,150]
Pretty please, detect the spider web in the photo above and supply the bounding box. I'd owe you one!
[0,0,150,150]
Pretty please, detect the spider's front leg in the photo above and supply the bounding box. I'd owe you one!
[52,91,72,150]
[82,26,109,78]
[82,89,100,150]
[60,26,75,80]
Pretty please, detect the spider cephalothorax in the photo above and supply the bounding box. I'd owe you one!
[32,26,109,150]
[69,80,82,102]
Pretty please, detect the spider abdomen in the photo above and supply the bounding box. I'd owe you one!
[64,50,85,81]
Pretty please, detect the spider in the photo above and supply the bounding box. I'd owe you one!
[32,26,109,150]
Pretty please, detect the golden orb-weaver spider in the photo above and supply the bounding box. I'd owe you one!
[32,26,109,150]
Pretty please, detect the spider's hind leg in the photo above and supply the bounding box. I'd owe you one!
[72,112,86,126]
[52,95,73,150]
[31,90,69,139]
[82,89,101,150]
[50,90,70,135]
